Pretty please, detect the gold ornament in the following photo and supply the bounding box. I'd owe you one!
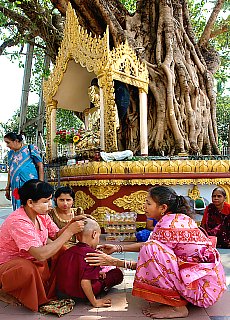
[74,191,95,210]
[89,185,120,199]
[113,191,148,214]
[91,207,117,227]
[188,185,201,200]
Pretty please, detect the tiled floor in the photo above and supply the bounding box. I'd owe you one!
[0,207,230,319]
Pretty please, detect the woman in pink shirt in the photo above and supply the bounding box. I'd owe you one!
[0,179,86,311]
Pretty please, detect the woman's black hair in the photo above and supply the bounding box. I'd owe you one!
[148,185,193,217]
[4,132,23,142]
[212,187,226,198]
[18,179,54,205]
[54,186,75,206]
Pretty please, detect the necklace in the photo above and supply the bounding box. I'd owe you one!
[53,207,74,222]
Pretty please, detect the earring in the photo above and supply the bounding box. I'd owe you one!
[161,211,165,216]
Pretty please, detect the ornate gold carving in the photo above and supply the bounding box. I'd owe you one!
[59,178,230,188]
[188,185,201,200]
[110,40,149,93]
[74,191,95,210]
[89,185,120,199]
[113,191,148,214]
[91,207,117,227]
[136,222,146,229]
[60,160,230,176]
[46,100,57,161]
[43,4,109,105]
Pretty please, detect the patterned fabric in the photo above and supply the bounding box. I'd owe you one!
[8,144,42,209]
[39,299,75,317]
[0,207,59,264]
[132,213,226,308]
[202,203,230,248]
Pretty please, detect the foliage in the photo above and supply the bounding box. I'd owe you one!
[188,0,230,94]
[216,95,230,149]
[120,0,136,13]
[0,109,20,133]
[56,109,83,132]
[0,104,39,137]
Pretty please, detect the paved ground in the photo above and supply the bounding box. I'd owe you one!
[0,207,229,320]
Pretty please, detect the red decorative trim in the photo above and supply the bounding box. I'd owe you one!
[151,228,208,243]
[132,280,187,307]
[60,172,230,182]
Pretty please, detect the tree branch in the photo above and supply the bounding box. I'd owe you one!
[0,35,21,55]
[0,4,32,30]
[210,24,229,38]
[199,0,225,48]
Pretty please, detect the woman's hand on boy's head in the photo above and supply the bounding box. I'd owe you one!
[68,220,85,235]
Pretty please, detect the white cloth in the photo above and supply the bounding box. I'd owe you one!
[100,150,133,162]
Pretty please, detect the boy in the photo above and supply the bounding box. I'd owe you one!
[55,217,123,307]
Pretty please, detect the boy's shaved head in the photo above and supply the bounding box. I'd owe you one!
[83,217,100,234]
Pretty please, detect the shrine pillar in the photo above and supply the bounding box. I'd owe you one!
[99,87,105,150]
[139,89,148,156]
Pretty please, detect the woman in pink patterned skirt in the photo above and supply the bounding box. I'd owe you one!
[85,186,226,319]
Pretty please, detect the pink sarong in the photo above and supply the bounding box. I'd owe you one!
[132,213,226,308]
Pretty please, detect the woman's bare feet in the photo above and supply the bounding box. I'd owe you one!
[0,289,21,306]
[142,304,189,319]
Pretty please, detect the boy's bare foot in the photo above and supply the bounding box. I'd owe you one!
[142,304,188,319]
[0,289,21,306]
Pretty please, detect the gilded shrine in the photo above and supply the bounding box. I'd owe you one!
[43,4,230,228]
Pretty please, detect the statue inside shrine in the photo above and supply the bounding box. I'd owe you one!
[84,78,100,131]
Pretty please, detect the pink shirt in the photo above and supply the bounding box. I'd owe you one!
[0,207,59,264]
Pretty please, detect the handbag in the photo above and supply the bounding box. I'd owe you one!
[28,144,39,175]
[39,299,75,317]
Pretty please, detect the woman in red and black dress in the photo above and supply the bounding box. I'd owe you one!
[201,187,230,248]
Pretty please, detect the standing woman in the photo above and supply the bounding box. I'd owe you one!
[201,187,230,248]
[4,132,44,209]
[0,179,85,312]
[85,186,226,319]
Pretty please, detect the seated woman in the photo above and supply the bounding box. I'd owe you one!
[85,186,226,319]
[201,187,230,248]
[0,179,86,312]
[49,186,84,245]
